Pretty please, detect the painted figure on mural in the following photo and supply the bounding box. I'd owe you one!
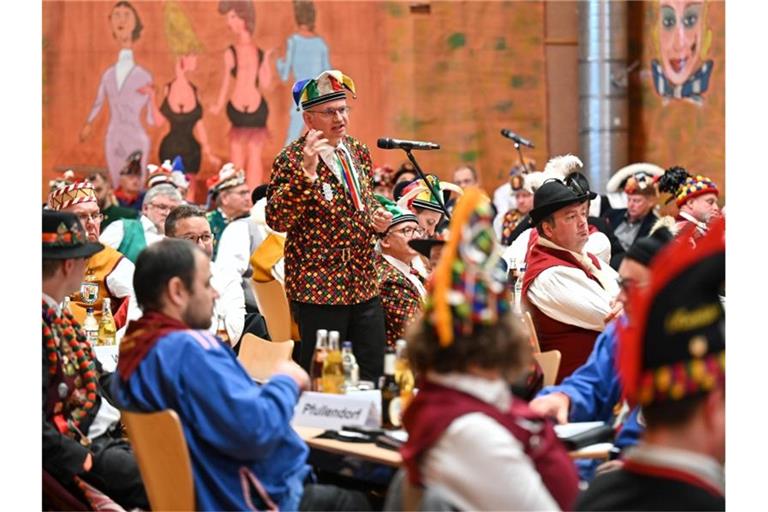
[651,0,714,104]
[80,1,155,188]
[211,0,274,188]
[276,0,332,146]
[141,1,222,203]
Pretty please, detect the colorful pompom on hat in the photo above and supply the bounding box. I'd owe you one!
[424,187,511,347]
[292,70,356,111]
[42,210,103,259]
[375,194,418,231]
[606,163,665,195]
[206,162,246,195]
[47,173,98,211]
[657,166,719,207]
[618,217,725,408]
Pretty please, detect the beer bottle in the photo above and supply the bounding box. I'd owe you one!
[310,329,329,392]
[215,314,230,345]
[322,331,344,394]
[98,298,117,346]
[83,307,99,346]
[395,339,415,411]
[381,346,402,429]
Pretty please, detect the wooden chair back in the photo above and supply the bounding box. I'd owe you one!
[533,350,562,387]
[250,279,293,342]
[238,333,295,382]
[523,310,541,353]
[121,409,195,511]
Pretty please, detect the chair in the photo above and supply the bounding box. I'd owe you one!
[522,311,541,353]
[250,279,293,342]
[121,410,195,511]
[533,350,562,387]
[237,333,295,382]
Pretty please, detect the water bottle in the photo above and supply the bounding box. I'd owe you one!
[341,341,358,392]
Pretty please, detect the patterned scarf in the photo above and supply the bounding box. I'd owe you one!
[651,59,714,104]
[117,311,189,381]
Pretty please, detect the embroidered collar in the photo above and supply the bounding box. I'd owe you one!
[426,372,512,412]
[678,211,709,233]
[624,443,724,496]
[651,59,714,104]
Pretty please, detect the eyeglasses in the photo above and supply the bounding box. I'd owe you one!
[75,212,104,224]
[147,202,176,212]
[389,226,425,239]
[616,277,649,294]
[180,233,213,244]
[307,106,352,118]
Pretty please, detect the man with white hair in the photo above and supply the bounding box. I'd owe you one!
[100,168,183,262]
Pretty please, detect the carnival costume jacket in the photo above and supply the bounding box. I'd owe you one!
[266,134,381,305]
[377,255,423,346]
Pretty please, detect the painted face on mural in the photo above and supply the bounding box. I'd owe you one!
[658,0,704,85]
[226,9,247,34]
[110,4,137,46]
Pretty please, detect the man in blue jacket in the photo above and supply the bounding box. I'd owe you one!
[111,238,369,511]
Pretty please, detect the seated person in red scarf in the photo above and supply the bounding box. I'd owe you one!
[400,188,579,511]
[656,166,721,241]
[522,176,620,383]
[110,238,370,511]
[42,210,148,510]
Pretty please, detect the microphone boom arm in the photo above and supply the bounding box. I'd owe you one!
[403,149,452,221]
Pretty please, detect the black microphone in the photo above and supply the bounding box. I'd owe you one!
[500,129,535,148]
[377,138,440,151]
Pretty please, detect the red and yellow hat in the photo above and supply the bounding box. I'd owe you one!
[618,217,725,407]
[657,166,719,207]
[47,172,97,211]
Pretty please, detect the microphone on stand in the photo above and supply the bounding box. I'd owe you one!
[377,138,441,151]
[500,129,535,148]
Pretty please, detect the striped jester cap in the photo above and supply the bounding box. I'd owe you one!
[292,70,356,111]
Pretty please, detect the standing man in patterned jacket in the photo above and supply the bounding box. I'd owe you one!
[267,70,392,380]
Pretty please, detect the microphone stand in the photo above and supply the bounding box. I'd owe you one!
[513,142,533,173]
[403,149,451,221]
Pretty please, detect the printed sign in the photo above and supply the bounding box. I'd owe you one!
[294,391,381,430]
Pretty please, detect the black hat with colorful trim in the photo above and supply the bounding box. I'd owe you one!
[43,210,103,259]
[375,194,418,232]
[618,217,725,407]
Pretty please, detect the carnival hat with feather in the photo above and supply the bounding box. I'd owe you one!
[606,162,665,196]
[657,166,719,207]
[541,154,597,200]
[292,70,356,111]
[375,194,419,232]
[145,160,177,190]
[397,175,463,214]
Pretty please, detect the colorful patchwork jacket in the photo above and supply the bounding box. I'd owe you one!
[377,256,422,346]
[266,135,381,305]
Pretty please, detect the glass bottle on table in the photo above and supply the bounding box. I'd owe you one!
[83,307,99,346]
[98,298,117,346]
[310,329,329,392]
[215,314,230,346]
[381,346,402,429]
[394,339,415,411]
[514,263,526,315]
[322,331,344,394]
[341,341,358,392]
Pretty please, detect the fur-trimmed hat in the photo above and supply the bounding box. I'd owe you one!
[292,70,356,111]
[618,217,725,407]
[606,163,665,195]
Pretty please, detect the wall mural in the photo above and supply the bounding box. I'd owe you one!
[650,0,714,104]
[79,1,155,187]
[43,1,723,204]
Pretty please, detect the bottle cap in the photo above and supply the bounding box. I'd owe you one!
[342,341,352,349]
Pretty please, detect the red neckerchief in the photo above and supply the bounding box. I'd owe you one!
[114,187,140,205]
[117,310,189,381]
